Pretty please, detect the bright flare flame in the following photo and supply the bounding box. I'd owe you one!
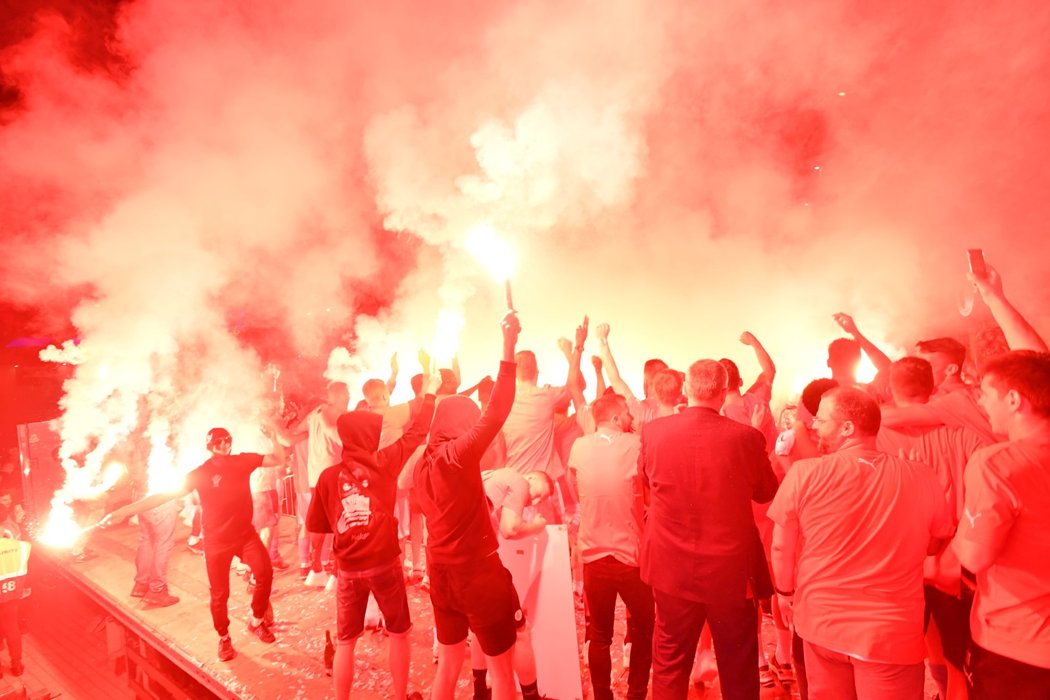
[464,224,516,281]
[39,502,86,549]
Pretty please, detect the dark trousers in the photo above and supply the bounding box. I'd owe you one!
[584,556,655,700]
[967,642,1050,700]
[652,589,758,700]
[0,600,21,665]
[204,533,273,637]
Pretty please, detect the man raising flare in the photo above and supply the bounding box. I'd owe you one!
[640,359,779,700]
[101,426,286,661]
[952,351,1050,698]
[306,370,439,700]
[768,387,953,699]
[414,312,530,700]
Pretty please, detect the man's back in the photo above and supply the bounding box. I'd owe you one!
[502,385,567,474]
[770,448,952,663]
[569,430,643,567]
[640,407,777,602]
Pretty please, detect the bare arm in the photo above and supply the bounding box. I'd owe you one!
[259,426,287,467]
[740,331,776,391]
[100,488,187,527]
[595,323,637,401]
[770,522,799,625]
[591,355,607,401]
[972,265,1048,352]
[386,352,399,394]
[833,313,892,374]
[498,506,546,539]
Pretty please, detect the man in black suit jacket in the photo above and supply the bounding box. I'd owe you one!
[640,359,779,700]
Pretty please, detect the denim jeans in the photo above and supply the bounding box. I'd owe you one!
[134,500,179,593]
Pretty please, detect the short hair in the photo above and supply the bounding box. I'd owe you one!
[800,378,839,416]
[827,338,862,367]
[890,357,935,402]
[525,470,555,496]
[591,393,628,425]
[410,373,423,395]
[644,359,669,383]
[327,381,349,399]
[719,359,742,391]
[686,360,727,402]
[982,351,1050,418]
[824,387,881,436]
[916,337,967,368]
[652,369,684,406]
[515,351,538,383]
[361,378,386,403]
[972,327,1010,372]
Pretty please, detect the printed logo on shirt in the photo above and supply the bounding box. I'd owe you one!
[335,471,372,540]
[212,475,222,488]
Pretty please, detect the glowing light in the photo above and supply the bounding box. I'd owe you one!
[39,502,85,549]
[432,309,465,365]
[464,224,516,282]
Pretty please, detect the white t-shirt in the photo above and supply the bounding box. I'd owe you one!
[306,408,341,488]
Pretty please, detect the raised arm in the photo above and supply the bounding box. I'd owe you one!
[740,331,776,391]
[386,352,399,394]
[381,377,439,471]
[591,355,607,401]
[452,312,520,464]
[259,425,287,467]
[833,313,892,374]
[596,323,637,401]
[971,265,1048,353]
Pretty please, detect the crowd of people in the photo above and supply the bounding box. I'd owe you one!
[96,260,1050,700]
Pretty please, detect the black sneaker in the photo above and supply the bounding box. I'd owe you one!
[218,636,236,662]
[406,692,424,700]
[248,617,276,643]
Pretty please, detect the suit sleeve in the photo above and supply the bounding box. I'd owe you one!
[449,361,517,466]
[379,394,436,476]
[747,430,779,503]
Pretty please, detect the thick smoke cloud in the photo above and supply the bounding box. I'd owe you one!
[1,0,1048,499]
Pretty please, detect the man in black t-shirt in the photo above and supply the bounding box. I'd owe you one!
[102,426,286,661]
[306,372,438,700]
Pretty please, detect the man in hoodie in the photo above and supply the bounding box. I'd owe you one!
[306,371,440,700]
[415,311,529,700]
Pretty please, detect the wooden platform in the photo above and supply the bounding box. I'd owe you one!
[55,516,453,699]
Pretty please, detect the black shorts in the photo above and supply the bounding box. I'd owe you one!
[923,585,973,669]
[428,552,525,656]
[336,560,412,641]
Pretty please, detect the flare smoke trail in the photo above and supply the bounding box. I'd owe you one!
[1,0,1049,526]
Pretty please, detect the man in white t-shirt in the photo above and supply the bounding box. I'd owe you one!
[569,392,652,700]
[769,387,953,699]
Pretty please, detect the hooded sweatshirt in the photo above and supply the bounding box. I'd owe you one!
[306,394,435,571]
[415,360,516,565]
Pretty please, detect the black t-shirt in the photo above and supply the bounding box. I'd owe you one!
[185,452,263,552]
[307,396,436,571]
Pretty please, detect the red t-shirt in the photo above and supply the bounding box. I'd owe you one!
[768,447,954,664]
[953,440,1050,669]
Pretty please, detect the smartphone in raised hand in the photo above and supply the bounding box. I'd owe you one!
[967,248,987,279]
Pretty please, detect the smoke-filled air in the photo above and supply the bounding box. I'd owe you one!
[1,0,1049,537]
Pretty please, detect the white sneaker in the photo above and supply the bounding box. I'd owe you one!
[304,570,330,588]
[324,574,336,593]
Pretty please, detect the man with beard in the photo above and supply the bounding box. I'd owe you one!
[768,387,953,699]
[414,312,530,700]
